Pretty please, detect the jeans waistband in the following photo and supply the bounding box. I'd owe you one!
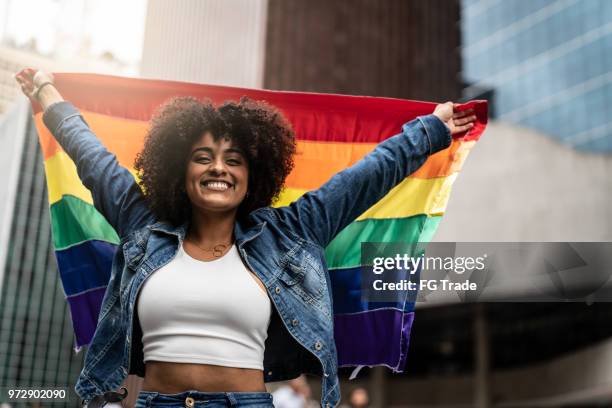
[138,390,273,406]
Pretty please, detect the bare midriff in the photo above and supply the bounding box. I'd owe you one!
[142,362,267,393]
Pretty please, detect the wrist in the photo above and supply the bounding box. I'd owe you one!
[34,81,54,101]
[418,114,452,155]
[37,84,64,111]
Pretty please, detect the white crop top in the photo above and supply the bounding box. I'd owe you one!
[136,243,272,370]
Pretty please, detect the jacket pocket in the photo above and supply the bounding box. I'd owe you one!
[123,238,145,270]
[278,248,326,303]
[279,261,305,286]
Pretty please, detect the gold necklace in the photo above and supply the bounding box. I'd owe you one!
[186,236,232,258]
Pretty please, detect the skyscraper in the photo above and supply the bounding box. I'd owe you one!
[461,0,612,151]
[0,102,85,407]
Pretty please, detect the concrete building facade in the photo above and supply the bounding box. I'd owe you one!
[140,0,269,88]
[140,0,462,101]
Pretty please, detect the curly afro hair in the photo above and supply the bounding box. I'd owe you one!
[134,96,296,226]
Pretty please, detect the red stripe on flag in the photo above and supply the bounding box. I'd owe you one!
[36,73,486,143]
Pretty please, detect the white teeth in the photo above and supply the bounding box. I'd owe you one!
[203,181,230,191]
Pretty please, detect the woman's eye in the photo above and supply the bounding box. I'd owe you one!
[196,156,211,163]
[227,159,241,165]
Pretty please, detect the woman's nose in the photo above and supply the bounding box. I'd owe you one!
[209,157,227,174]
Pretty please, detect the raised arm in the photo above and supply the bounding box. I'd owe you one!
[15,69,155,238]
[272,102,476,248]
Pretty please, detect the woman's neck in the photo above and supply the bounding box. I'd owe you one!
[187,210,236,246]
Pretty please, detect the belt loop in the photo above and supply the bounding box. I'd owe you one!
[145,392,158,408]
[225,392,238,406]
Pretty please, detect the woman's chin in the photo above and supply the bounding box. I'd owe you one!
[195,200,241,215]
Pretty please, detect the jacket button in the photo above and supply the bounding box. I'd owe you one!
[275,286,281,294]
[292,318,299,326]
[314,341,323,351]
[267,370,273,376]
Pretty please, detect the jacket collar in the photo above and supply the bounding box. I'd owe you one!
[233,218,267,245]
[149,220,188,238]
[148,217,266,244]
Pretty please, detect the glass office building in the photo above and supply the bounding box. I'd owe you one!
[0,110,84,407]
[461,0,612,152]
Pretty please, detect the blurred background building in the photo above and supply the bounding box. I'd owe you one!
[431,1,612,407]
[0,0,611,407]
[462,0,612,152]
[0,0,145,404]
[140,0,461,102]
[0,98,86,404]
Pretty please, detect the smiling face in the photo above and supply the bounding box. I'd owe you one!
[184,132,249,217]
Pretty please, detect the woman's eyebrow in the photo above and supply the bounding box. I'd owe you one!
[224,147,245,155]
[190,147,244,155]
[191,146,213,155]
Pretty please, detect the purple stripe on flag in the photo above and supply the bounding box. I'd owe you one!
[67,287,107,347]
[334,309,414,371]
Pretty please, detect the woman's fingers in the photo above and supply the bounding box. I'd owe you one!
[16,68,34,81]
[447,105,478,135]
[453,108,474,118]
[15,77,32,93]
[14,68,38,98]
[14,68,51,99]
[454,114,477,126]
[15,70,32,86]
[455,122,474,133]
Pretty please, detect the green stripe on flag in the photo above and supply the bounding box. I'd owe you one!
[50,195,120,249]
[325,215,442,269]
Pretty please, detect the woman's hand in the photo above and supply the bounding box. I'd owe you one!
[433,101,477,136]
[14,68,37,98]
[14,68,63,110]
[15,68,52,98]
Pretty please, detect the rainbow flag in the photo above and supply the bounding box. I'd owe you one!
[33,73,487,372]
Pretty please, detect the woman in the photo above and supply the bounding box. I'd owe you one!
[15,68,476,408]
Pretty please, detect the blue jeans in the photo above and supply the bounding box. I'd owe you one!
[135,390,274,408]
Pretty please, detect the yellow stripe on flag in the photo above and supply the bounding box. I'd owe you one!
[45,151,141,206]
[273,174,457,219]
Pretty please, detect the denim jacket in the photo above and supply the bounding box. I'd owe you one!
[42,101,450,408]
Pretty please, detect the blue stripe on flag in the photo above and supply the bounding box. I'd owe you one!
[56,240,117,296]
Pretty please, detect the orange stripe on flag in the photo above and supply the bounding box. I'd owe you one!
[37,111,475,193]
[36,111,148,169]
[288,139,474,190]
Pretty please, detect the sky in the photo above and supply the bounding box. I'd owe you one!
[0,0,148,65]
